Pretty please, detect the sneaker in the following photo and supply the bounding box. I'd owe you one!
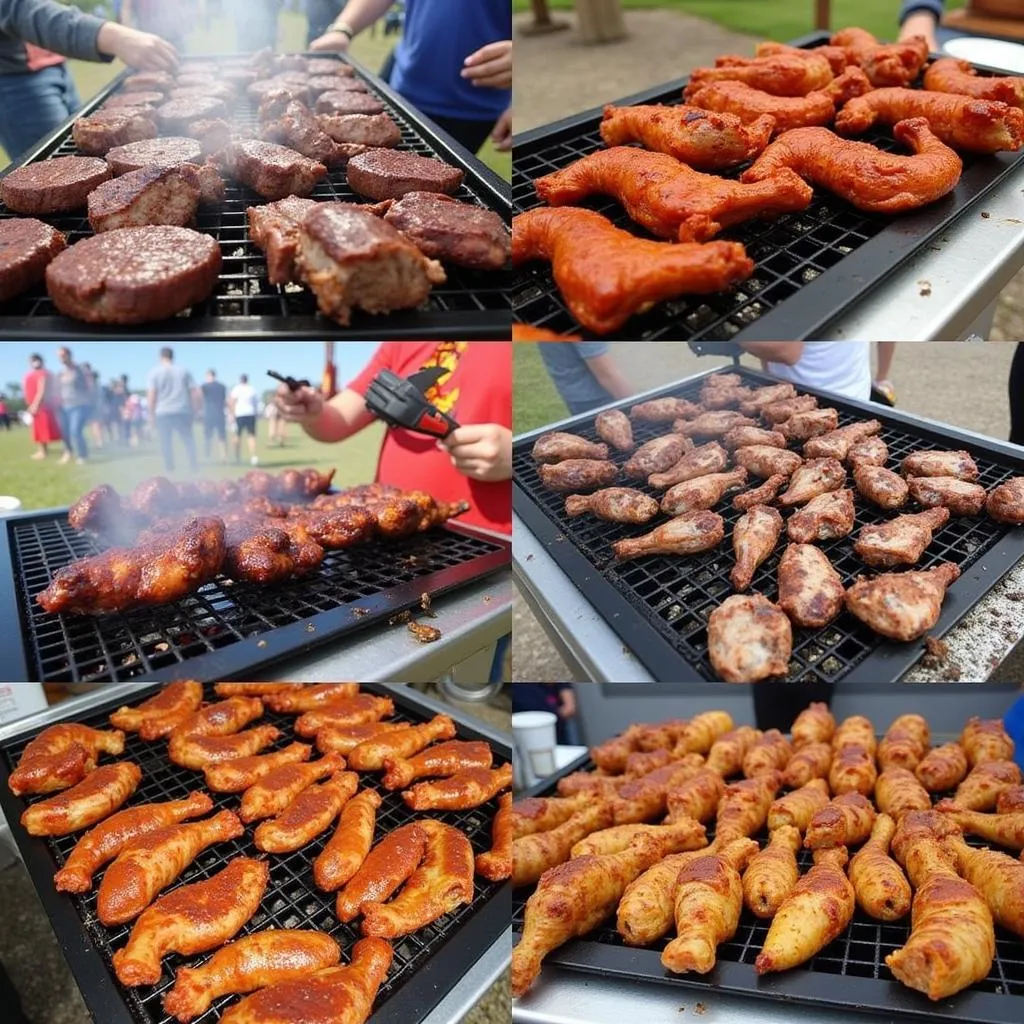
[58,452,72,465]
[250,455,259,466]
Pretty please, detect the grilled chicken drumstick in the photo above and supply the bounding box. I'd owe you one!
[733,473,788,511]
[531,432,610,463]
[336,822,428,922]
[784,742,833,788]
[172,696,264,738]
[743,729,793,779]
[402,762,512,811]
[778,459,847,505]
[644,439,725,488]
[595,409,634,451]
[611,510,725,562]
[716,771,783,840]
[961,716,1015,765]
[382,739,493,790]
[293,695,395,737]
[848,436,889,467]
[943,833,1024,938]
[572,818,707,859]
[948,761,1021,811]
[792,702,835,747]
[565,488,660,524]
[313,788,383,892]
[204,742,312,793]
[168,725,281,771]
[238,753,347,822]
[987,477,1024,523]
[708,594,792,682]
[878,714,930,772]
[539,458,619,493]
[624,434,694,479]
[934,807,1024,851]
[705,726,761,777]
[665,768,727,824]
[846,562,960,641]
[476,791,513,882]
[830,26,929,86]
[730,504,783,592]
[691,53,834,96]
[9,723,125,796]
[511,794,589,839]
[742,826,800,919]
[261,682,360,711]
[916,742,969,793]
[906,475,987,515]
[848,813,911,921]
[347,714,456,771]
[924,57,1024,107]
[804,419,882,461]
[22,761,141,836]
[777,543,845,628]
[767,778,830,832]
[853,463,909,509]
[660,468,748,515]
[316,721,406,756]
[853,507,950,568]
[786,488,856,543]
[805,792,877,848]
[110,681,204,739]
[254,771,359,853]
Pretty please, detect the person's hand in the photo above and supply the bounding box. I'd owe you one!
[491,108,512,152]
[97,23,178,72]
[440,424,512,482]
[558,687,576,719]
[899,12,938,53]
[462,40,512,90]
[310,30,351,52]
[275,383,324,424]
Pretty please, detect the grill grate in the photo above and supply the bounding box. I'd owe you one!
[511,756,1024,1024]
[512,367,1024,683]
[0,53,510,339]
[0,683,510,1024]
[511,33,1024,340]
[1,511,510,682]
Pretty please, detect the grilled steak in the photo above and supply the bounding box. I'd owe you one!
[295,202,445,325]
[261,99,346,167]
[248,74,312,104]
[0,156,110,214]
[102,91,165,110]
[305,74,360,97]
[383,192,509,271]
[0,218,67,302]
[46,225,221,324]
[72,109,157,155]
[189,119,235,156]
[306,59,356,77]
[220,139,327,200]
[87,166,201,233]
[157,96,228,135]
[346,148,464,200]
[314,90,384,116]
[221,67,258,89]
[105,136,202,174]
[319,112,401,150]
[247,196,320,284]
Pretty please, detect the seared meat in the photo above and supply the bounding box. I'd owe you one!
[902,450,979,481]
[0,156,110,215]
[105,136,202,174]
[846,563,961,642]
[564,488,659,524]
[73,109,156,155]
[778,459,846,506]
[188,119,235,156]
[624,434,696,480]
[906,476,987,516]
[247,196,320,285]
[722,425,786,451]
[123,71,174,93]
[733,473,788,511]
[220,139,327,200]
[295,202,445,325]
[708,594,792,682]
[306,58,356,77]
[777,543,845,629]
[785,488,856,543]
[68,484,135,536]
[730,504,784,592]
[630,397,702,422]
[0,218,66,302]
[595,409,633,451]
[249,74,312,104]
[612,510,726,562]
[315,90,384,116]
[318,112,401,154]
[853,508,951,568]
[306,74,361,97]
[223,521,297,585]
[987,478,1024,524]
[382,192,509,271]
[732,445,802,479]
[538,459,619,493]
[347,148,464,200]
[261,99,348,167]
[157,96,228,135]
[102,91,165,110]
[847,436,889,468]
[532,432,609,463]
[87,166,201,233]
[853,463,908,509]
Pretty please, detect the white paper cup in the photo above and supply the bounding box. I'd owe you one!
[513,710,558,786]
[0,496,22,516]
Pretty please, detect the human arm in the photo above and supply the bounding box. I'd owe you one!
[739,342,805,366]
[492,108,512,153]
[308,0,394,51]
[462,40,512,90]
[898,1,943,51]
[440,424,512,482]
[557,685,576,719]
[120,0,133,26]
[147,388,156,421]
[275,385,376,443]
[875,342,896,380]
[581,347,635,400]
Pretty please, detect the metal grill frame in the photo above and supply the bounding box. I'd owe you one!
[511,751,1024,1024]
[0,510,511,683]
[0,682,511,1024]
[511,32,1024,341]
[512,366,1024,684]
[0,51,511,340]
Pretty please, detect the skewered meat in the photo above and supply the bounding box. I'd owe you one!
[742,120,963,214]
[113,858,269,987]
[783,742,832,789]
[804,419,882,461]
[534,146,812,243]
[313,789,382,891]
[676,711,734,754]
[730,503,783,592]
[623,434,694,479]
[755,847,855,974]
[402,762,511,811]
[738,383,799,415]
[611,510,725,562]
[253,772,359,853]
[204,742,313,793]
[665,768,727,824]
[743,826,801,919]
[908,475,987,515]
[805,792,876,848]
[777,407,840,441]
[708,594,791,682]
[572,819,706,860]
[532,431,609,463]
[335,822,427,922]
[733,473,788,511]
[767,777,830,832]
[595,409,634,451]
[382,739,493,790]
[673,411,758,439]
[836,88,1024,153]
[347,714,456,771]
[565,488,659,524]
[759,394,818,425]
[778,458,846,506]
[172,696,265,738]
[513,804,614,887]
[853,507,950,568]
[110,682,204,740]
[539,458,618,493]
[732,445,802,479]
[846,562,960,641]
[848,435,889,467]
[777,542,844,628]
[660,468,748,515]
[743,729,793,778]
[646,440,727,488]
[219,139,327,199]
[476,791,513,882]
[848,814,911,921]
[691,53,834,96]
[792,702,836,747]
[21,762,141,836]
[829,744,877,796]
[705,726,761,777]
[168,726,281,771]
[716,772,783,840]
[511,206,754,335]
[878,714,930,772]
[916,742,969,792]
[902,449,979,480]
[986,477,1024,524]
[831,26,929,86]
[630,397,702,422]
[876,767,932,820]
[9,723,124,796]
[961,717,1015,766]
[853,463,908,509]
[924,57,1024,106]
[785,488,855,543]
[935,807,1024,851]
[949,761,1022,811]
[721,425,786,450]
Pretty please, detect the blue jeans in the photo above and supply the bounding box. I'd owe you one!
[156,413,197,472]
[58,405,90,460]
[0,64,81,163]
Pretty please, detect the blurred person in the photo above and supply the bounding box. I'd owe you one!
[265,397,286,447]
[538,341,634,416]
[0,395,9,430]
[898,1,1024,48]
[148,346,199,473]
[124,390,143,447]
[311,0,512,155]
[200,368,228,461]
[120,0,202,54]
[81,362,105,450]
[306,0,345,45]
[227,0,280,52]
[1010,343,1024,447]
[0,0,179,160]
[873,342,897,406]
[512,683,580,745]
[55,345,91,465]
[107,378,126,445]
[22,352,61,459]
[230,373,259,465]
[739,342,872,402]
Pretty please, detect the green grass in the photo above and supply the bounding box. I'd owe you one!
[511,0,965,43]
[0,11,509,179]
[0,417,385,511]
[513,343,571,434]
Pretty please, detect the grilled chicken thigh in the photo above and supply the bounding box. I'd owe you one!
[901,450,979,481]
[853,463,908,509]
[786,488,856,543]
[708,594,792,682]
[738,384,798,415]
[595,409,634,451]
[986,477,1024,524]
[631,397,702,422]
[804,420,882,461]
[777,407,840,441]
[845,562,960,641]
[847,435,889,467]
[853,507,950,568]
[532,432,609,464]
[648,441,728,489]
[612,510,725,562]
[564,488,660,523]
[624,434,695,479]
[673,411,758,438]
[721,425,787,451]
[539,459,618,493]
[777,543,845,628]
[906,476,987,516]
[733,445,803,479]
[778,459,846,506]
[661,468,748,515]
[759,394,818,425]
[730,504,784,591]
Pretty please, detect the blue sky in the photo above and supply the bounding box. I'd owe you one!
[0,341,379,395]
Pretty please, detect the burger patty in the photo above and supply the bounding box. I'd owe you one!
[157,96,228,135]
[0,218,67,302]
[46,225,222,324]
[72,109,156,156]
[123,71,174,93]
[305,75,360,97]
[0,156,111,215]
[220,139,327,200]
[319,112,401,150]
[168,83,236,106]
[105,137,202,175]
[87,166,201,233]
[314,90,383,116]
[102,91,165,110]
[306,59,355,77]
[346,148,464,200]
[383,192,510,271]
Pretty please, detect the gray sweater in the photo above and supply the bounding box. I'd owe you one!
[0,0,109,74]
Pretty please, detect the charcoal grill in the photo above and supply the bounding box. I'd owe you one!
[512,32,1024,341]
[0,509,510,683]
[0,682,511,1024]
[0,52,510,339]
[512,751,1024,1024]
[512,366,1024,684]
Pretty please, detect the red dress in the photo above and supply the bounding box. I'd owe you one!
[23,369,62,444]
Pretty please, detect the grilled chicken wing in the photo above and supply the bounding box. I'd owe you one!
[315,721,406,756]
[743,826,801,919]
[292,695,396,737]
[803,420,882,461]
[9,723,125,796]
[767,777,830,832]
[172,696,264,738]
[113,857,269,987]
[110,681,204,739]
[758,394,818,425]
[624,434,694,479]
[204,742,313,793]
[254,771,359,853]
[778,407,840,441]
[539,458,619,493]
[21,761,141,836]
[97,810,244,925]
[163,929,342,1023]
[611,510,725,562]
[778,543,844,629]
[347,714,456,771]
[778,458,846,505]
[831,26,929,85]
[382,740,492,790]
[612,757,707,824]
[924,57,1024,106]
[784,742,833,789]
[961,716,1015,766]
[676,711,735,754]
[756,846,854,974]
[511,206,753,335]
[594,409,634,451]
[665,768,727,824]
[737,383,797,414]
[907,475,987,515]
[168,725,281,771]
[708,593,792,682]
[673,411,758,439]
[732,445,803,479]
[722,425,786,451]
[849,814,911,921]
[935,807,1024,851]
[837,88,1024,153]
[849,560,960,641]
[565,487,660,524]
[853,463,908,509]
[313,788,382,892]
[791,702,836,748]
[477,791,513,882]
[572,818,707,859]
[987,477,1024,523]
[914,742,968,794]
[944,834,1024,938]
[848,435,889,467]
[705,726,762,778]
[716,771,783,840]
[513,803,614,887]
[336,822,428,922]
[853,507,950,568]
[402,762,512,811]
[534,146,812,243]
[531,431,609,464]
[599,103,775,170]
[646,439,727,488]
[660,468,748,515]
[949,761,1022,811]
[630,397,703,422]
[743,729,793,779]
[786,489,855,544]
[692,53,834,96]
[805,792,876,848]
[730,504,783,592]
[878,714,930,772]
[733,473,788,511]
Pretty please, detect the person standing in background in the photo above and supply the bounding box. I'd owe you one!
[873,342,898,406]
[23,353,61,460]
[306,0,345,46]
[200,369,228,462]
[148,346,199,473]
[265,397,286,447]
[55,346,91,465]
[512,684,580,745]
[0,395,9,431]
[230,373,260,466]
[538,341,635,416]
[740,342,873,402]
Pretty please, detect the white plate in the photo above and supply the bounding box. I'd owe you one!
[943,35,1024,73]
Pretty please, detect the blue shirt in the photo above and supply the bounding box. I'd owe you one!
[538,342,613,415]
[390,0,511,121]
[899,0,943,24]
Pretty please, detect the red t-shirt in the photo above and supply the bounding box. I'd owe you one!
[347,342,512,535]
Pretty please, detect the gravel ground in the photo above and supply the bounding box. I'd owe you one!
[512,342,1024,682]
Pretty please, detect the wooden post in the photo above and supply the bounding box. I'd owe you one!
[576,0,627,44]
[521,0,570,36]
[815,0,830,31]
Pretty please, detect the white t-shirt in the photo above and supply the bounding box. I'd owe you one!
[766,342,872,401]
[231,383,258,417]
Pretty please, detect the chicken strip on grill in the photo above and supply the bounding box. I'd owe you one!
[848,814,911,922]
[730,504,783,592]
[742,826,801,920]
[986,477,1024,524]
[852,507,950,568]
[646,440,727,489]
[691,52,834,96]
[778,458,846,506]
[623,433,694,479]
[846,562,961,641]
[777,407,840,441]
[853,463,909,509]
[707,594,792,683]
[672,410,758,439]
[630,397,702,422]
[848,435,889,468]
[732,445,803,479]
[961,716,1015,766]
[907,475,987,515]
[660,468,748,516]
[777,543,845,629]
[786,488,855,543]
[531,431,609,464]
[611,510,725,562]
[802,419,882,461]
[733,473,788,512]
[595,409,634,451]
[564,488,660,524]
[539,458,619,493]
[721,425,786,451]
